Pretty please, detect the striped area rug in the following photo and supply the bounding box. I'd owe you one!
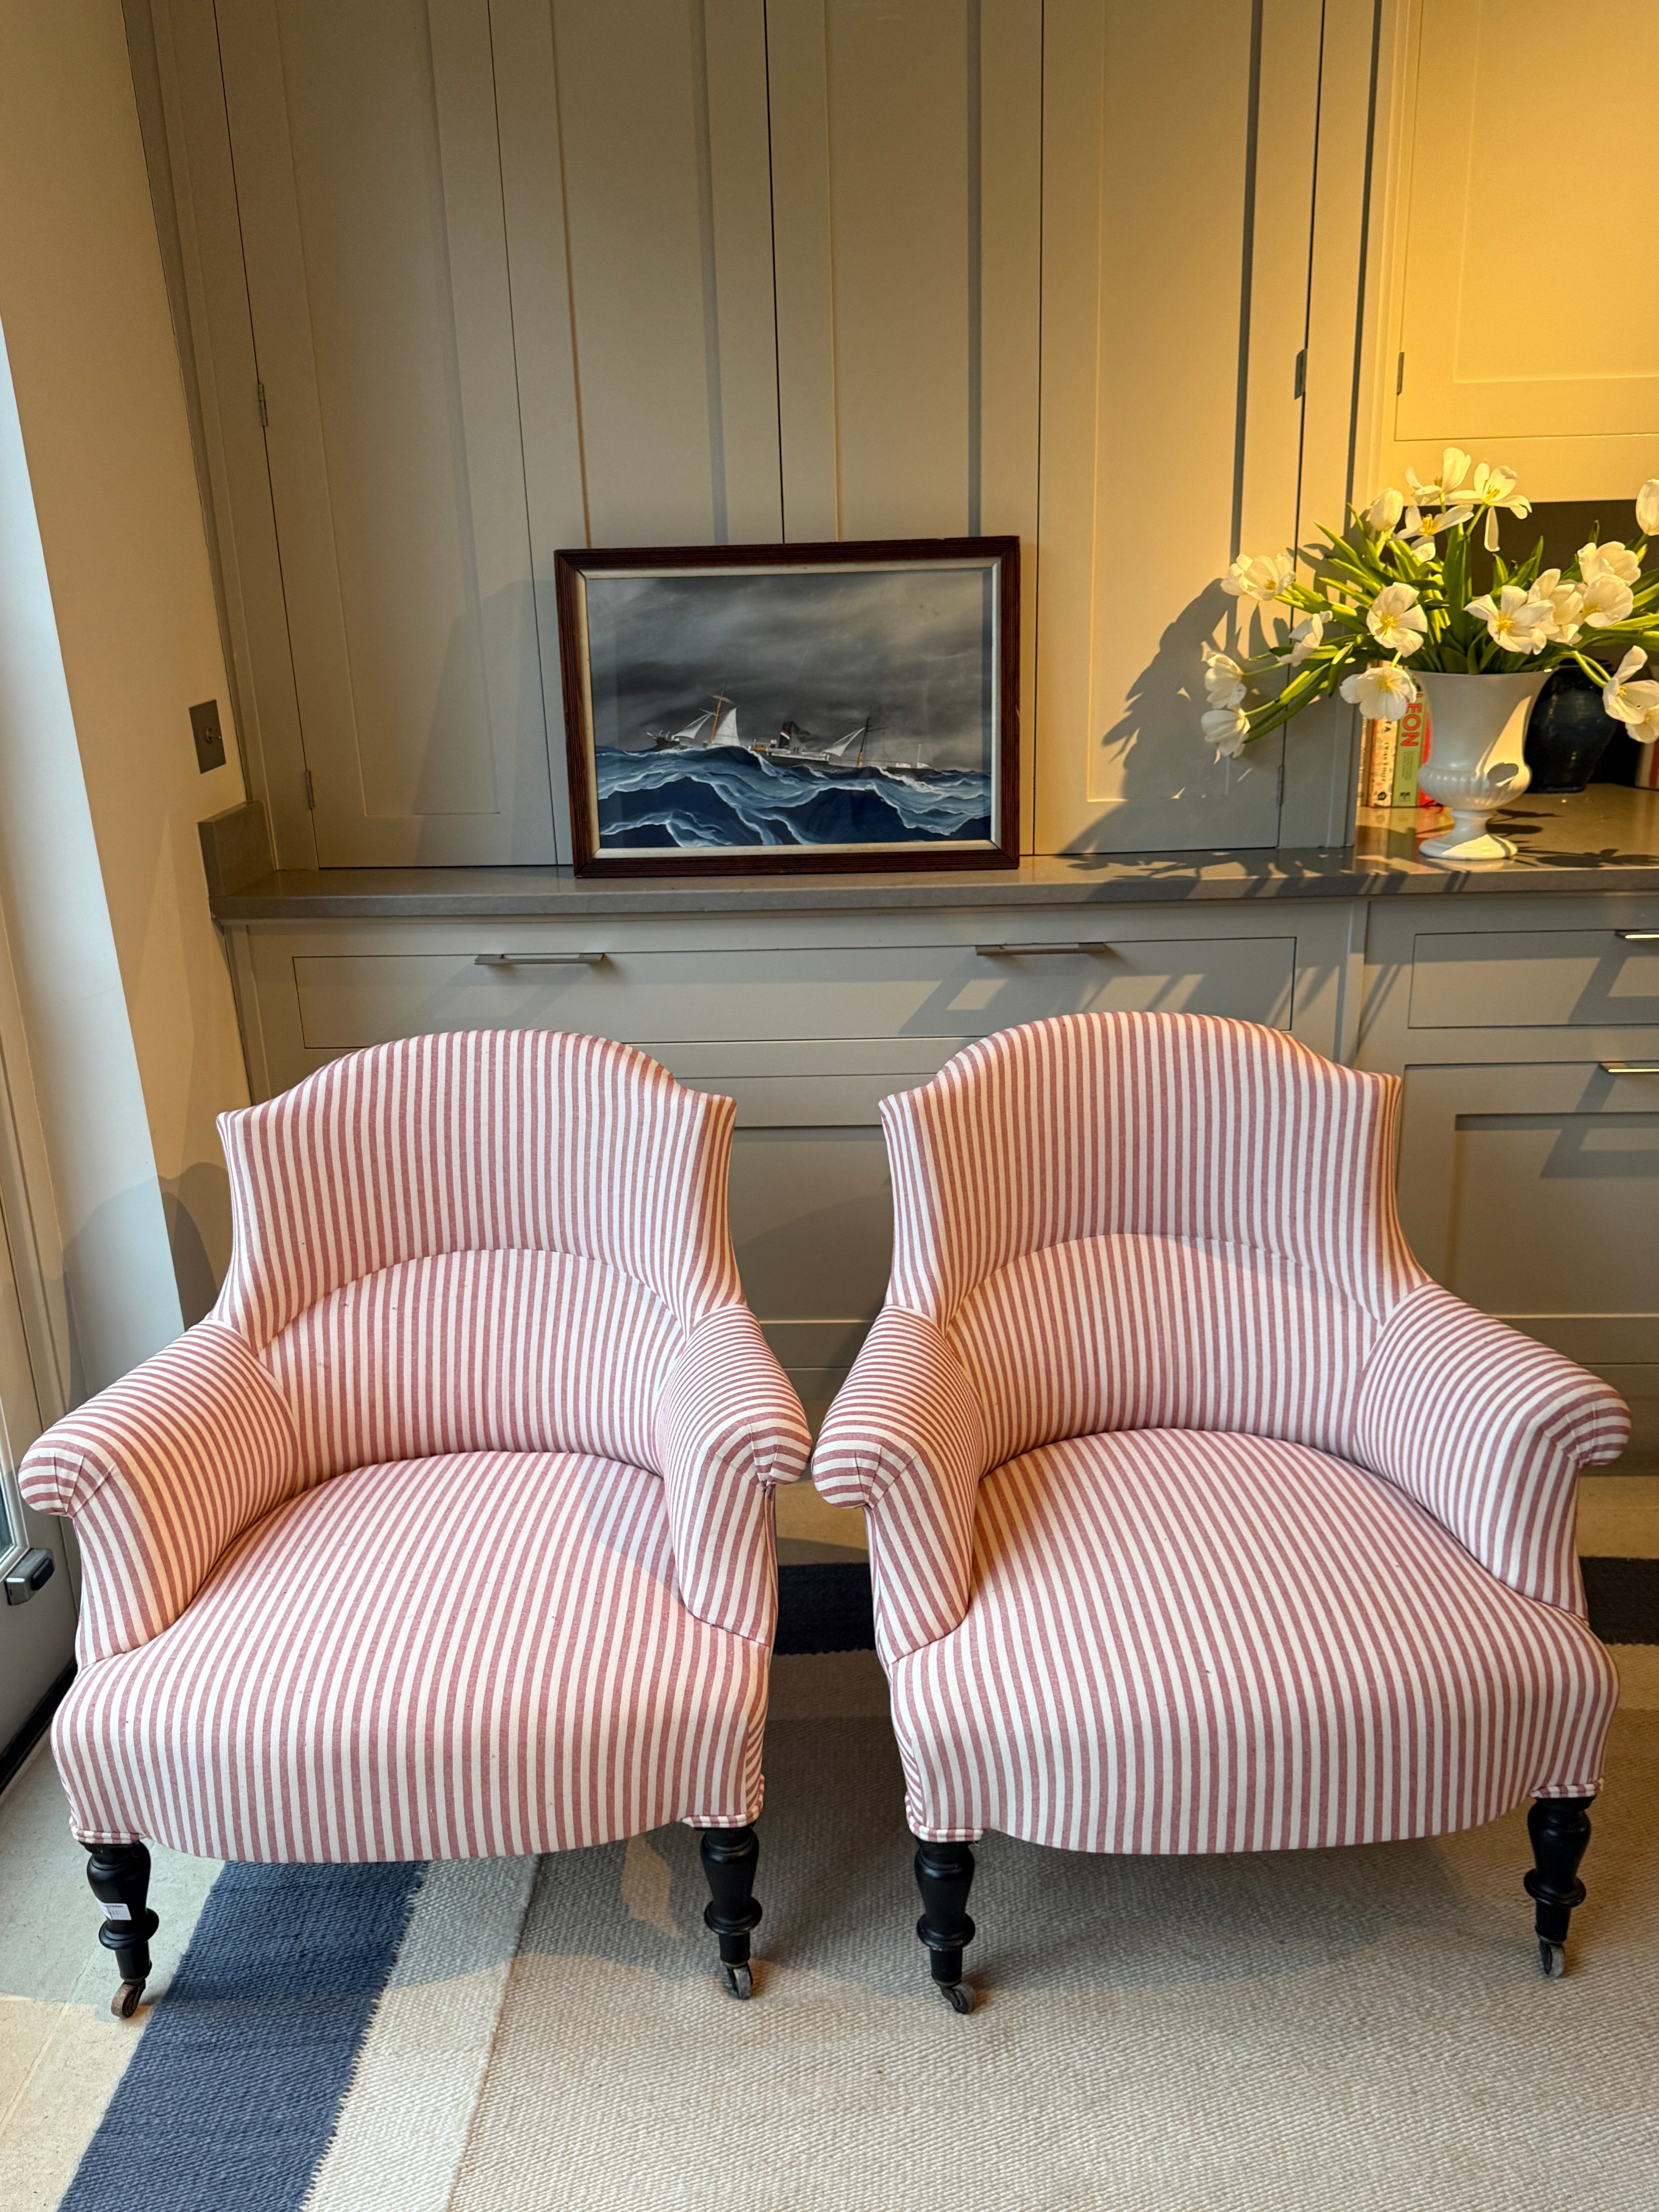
[15,1546,1656,2212]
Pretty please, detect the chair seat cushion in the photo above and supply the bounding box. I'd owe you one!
[54,1451,768,1861]
[890,1428,1616,1853]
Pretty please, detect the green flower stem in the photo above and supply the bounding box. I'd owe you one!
[1216,499,1659,752]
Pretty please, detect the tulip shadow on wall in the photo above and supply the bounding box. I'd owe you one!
[1068,580,1287,857]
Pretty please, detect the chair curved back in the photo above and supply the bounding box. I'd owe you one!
[880,1013,1426,1464]
[212,1030,740,1480]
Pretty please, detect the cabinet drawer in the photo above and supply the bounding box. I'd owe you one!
[1409,929,1659,1029]
[292,934,1296,1052]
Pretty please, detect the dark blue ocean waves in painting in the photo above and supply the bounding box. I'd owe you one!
[594,747,992,850]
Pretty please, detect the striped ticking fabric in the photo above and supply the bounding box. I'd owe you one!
[891,1428,1619,1851]
[22,1030,806,1856]
[816,1013,1629,1850]
[58,1449,768,1858]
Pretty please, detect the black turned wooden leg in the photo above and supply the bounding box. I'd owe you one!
[914,1837,978,2013]
[700,1825,762,1999]
[1524,1795,1595,1979]
[84,1842,159,2019]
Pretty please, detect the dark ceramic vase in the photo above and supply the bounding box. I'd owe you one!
[1523,663,1619,793]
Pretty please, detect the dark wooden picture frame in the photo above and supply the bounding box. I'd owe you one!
[553,536,1020,876]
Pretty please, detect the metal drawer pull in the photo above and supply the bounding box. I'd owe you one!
[974,941,1114,957]
[474,951,606,968]
[1600,1062,1659,1076]
[1615,931,1659,942]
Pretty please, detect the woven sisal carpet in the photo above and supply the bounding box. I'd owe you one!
[23,1673,1652,2212]
[11,1472,1659,2212]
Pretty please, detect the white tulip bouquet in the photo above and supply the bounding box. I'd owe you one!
[1200,453,1659,756]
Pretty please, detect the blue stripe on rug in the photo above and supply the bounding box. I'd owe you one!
[61,1860,424,2212]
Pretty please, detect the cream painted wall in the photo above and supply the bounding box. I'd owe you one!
[0,0,252,1323]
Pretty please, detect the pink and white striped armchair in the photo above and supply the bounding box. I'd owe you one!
[814,1013,1629,2010]
[22,1030,808,2012]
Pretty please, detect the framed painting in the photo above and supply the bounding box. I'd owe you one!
[553,536,1019,875]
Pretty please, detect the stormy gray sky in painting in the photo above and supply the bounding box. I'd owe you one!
[580,563,994,771]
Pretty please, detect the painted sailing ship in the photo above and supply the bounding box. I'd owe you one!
[643,693,936,777]
[647,690,747,751]
[758,717,871,769]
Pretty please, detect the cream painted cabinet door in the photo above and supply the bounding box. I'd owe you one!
[1034,0,1374,857]
[214,0,558,865]
[1391,2,1659,501]
[1396,1061,1659,1470]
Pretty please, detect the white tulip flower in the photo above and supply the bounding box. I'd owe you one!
[1534,572,1585,646]
[1465,584,1553,653]
[1581,571,1636,627]
[1220,552,1296,603]
[1410,503,1475,540]
[1202,703,1251,756]
[1201,646,1248,707]
[1365,583,1428,654]
[1603,647,1659,741]
[1405,448,1473,508]
[1637,480,1659,536]
[1579,540,1642,586]
[1365,488,1405,532]
[1287,614,1325,666]
[1465,462,1531,551]
[1340,662,1418,720]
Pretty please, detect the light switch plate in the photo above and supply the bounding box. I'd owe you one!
[190,699,227,774]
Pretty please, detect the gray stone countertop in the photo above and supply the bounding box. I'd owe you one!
[210,785,1659,921]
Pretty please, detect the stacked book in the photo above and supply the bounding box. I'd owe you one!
[1359,693,1432,811]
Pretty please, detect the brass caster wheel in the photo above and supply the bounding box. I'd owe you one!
[1538,1939,1567,1980]
[721,1962,753,2000]
[936,1980,977,2015]
[112,1980,145,2020]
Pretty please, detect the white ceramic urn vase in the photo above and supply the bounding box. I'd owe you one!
[1415,670,1549,862]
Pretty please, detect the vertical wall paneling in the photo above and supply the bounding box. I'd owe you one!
[1029,0,1102,862]
[764,2,840,539]
[703,2,787,543]
[1233,2,1319,575]
[765,2,1040,562]
[493,1,782,839]
[148,0,1390,869]
[148,0,317,869]
[521,0,778,550]
[1295,2,1379,558]
[812,0,973,540]
[974,0,1042,848]
[1278,0,1379,850]
[429,0,558,848]
[1036,0,1378,858]
[1037,0,1284,856]
[483,0,585,863]
[215,0,555,866]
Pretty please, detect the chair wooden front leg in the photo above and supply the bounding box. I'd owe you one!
[914,1837,977,2013]
[84,1841,159,2018]
[700,1824,762,1999]
[1524,1794,1595,1978]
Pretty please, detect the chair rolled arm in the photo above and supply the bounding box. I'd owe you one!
[814,1309,988,1661]
[655,1306,810,1644]
[1353,1281,1630,1613]
[19,1321,299,1665]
